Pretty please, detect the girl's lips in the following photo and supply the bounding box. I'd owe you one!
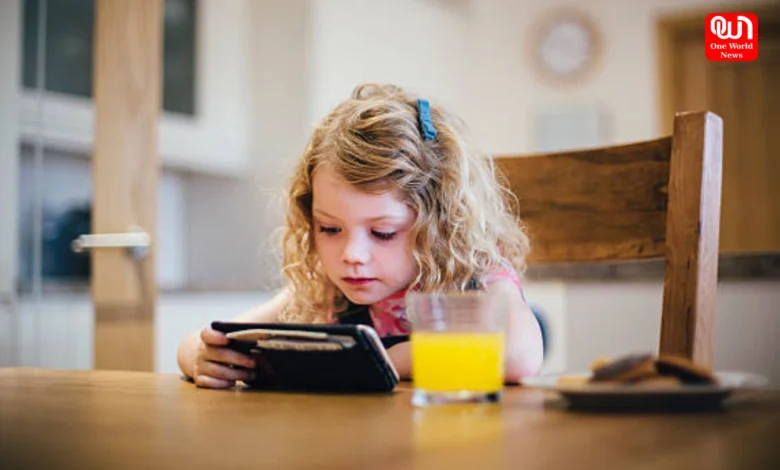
[343,278,376,286]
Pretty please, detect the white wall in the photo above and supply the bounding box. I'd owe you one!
[712,282,780,381]
[308,0,473,125]
[563,280,780,385]
[307,0,777,153]
[186,0,311,290]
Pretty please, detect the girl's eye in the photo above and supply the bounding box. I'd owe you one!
[372,231,396,241]
[318,226,341,235]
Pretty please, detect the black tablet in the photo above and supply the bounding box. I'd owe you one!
[211,321,400,393]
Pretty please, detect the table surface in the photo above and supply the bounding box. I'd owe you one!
[1,368,779,469]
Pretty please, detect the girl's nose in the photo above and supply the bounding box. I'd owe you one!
[342,234,371,265]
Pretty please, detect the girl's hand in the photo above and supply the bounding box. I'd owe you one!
[191,327,257,389]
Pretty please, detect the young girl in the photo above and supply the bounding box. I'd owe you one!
[177,83,544,389]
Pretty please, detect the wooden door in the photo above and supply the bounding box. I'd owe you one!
[661,7,780,253]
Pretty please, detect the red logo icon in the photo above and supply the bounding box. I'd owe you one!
[705,13,758,61]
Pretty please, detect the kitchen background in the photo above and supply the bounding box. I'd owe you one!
[1,0,778,384]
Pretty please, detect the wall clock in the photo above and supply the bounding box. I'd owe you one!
[527,9,602,85]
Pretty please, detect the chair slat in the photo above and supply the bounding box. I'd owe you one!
[495,137,672,263]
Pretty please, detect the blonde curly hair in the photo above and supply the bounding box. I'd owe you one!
[279,84,530,323]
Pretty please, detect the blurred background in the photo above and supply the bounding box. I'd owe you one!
[0,0,778,383]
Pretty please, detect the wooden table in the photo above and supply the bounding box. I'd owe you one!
[1,368,778,469]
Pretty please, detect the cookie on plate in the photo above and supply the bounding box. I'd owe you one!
[589,353,656,383]
[655,354,718,385]
[589,357,613,372]
[631,375,683,388]
[557,375,590,387]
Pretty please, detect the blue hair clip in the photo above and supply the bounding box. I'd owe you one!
[417,99,437,141]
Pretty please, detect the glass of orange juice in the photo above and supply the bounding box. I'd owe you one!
[406,291,508,406]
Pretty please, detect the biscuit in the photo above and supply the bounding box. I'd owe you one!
[590,357,613,372]
[631,374,683,388]
[589,353,656,383]
[655,354,718,385]
[557,375,589,387]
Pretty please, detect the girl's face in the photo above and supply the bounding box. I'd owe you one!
[311,164,418,305]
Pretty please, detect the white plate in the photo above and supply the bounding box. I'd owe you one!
[522,372,768,411]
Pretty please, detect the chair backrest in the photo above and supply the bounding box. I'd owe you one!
[494,111,723,367]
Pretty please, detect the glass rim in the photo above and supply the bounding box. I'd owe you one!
[405,289,511,332]
[405,290,509,300]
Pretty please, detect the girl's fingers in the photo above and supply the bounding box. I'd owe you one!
[200,327,229,346]
[197,360,256,383]
[193,375,235,389]
[202,345,256,369]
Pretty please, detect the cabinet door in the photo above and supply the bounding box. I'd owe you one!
[18,0,252,176]
[21,0,195,113]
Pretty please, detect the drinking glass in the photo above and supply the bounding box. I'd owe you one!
[406,291,508,406]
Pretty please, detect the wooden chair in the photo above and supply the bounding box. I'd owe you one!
[494,111,723,367]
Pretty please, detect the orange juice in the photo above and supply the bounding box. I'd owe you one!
[411,332,505,392]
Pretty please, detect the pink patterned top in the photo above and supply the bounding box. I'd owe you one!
[328,261,524,339]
